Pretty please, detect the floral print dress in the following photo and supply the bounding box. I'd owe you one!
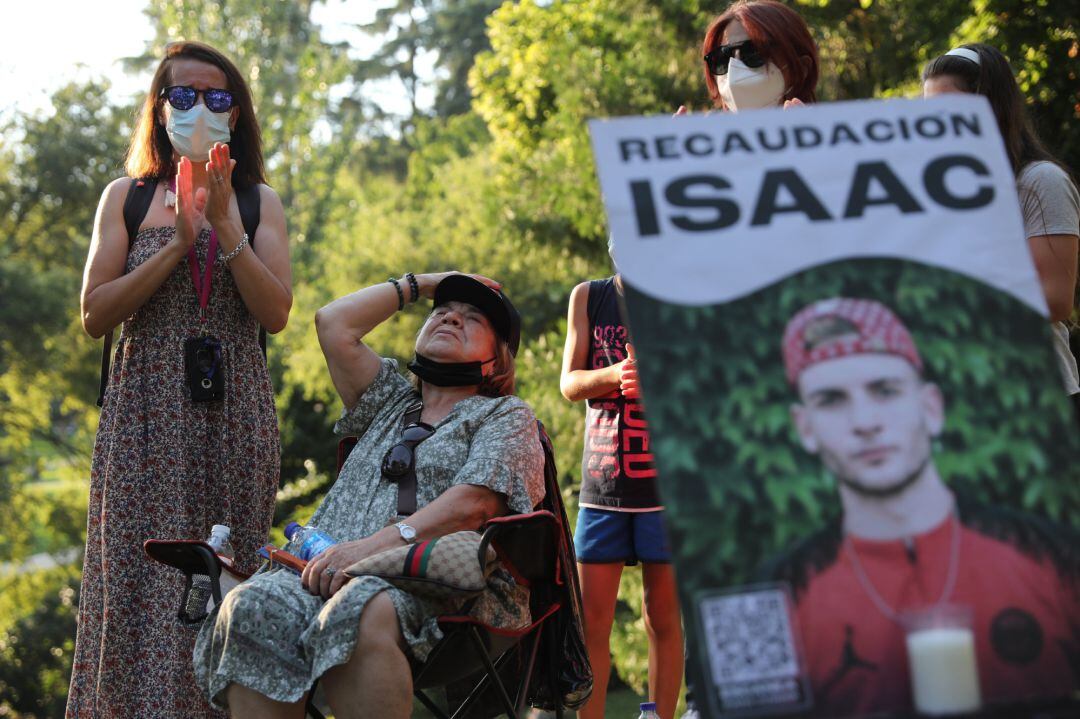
[66,224,280,718]
[193,358,545,708]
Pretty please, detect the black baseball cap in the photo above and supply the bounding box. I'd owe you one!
[433,275,522,356]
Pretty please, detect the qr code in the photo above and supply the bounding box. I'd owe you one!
[698,586,805,712]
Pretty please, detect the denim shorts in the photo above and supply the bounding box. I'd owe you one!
[574,507,672,565]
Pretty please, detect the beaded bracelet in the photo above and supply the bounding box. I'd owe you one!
[404,272,420,303]
[223,233,249,265]
[388,277,405,311]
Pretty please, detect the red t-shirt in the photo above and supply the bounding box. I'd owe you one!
[790,514,1079,716]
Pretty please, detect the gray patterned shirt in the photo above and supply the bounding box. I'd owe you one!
[193,359,545,707]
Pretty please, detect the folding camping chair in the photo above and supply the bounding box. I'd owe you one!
[337,420,590,718]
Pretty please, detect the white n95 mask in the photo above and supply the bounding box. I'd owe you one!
[716,58,787,112]
[164,103,232,162]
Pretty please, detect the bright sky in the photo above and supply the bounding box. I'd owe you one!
[0,0,426,122]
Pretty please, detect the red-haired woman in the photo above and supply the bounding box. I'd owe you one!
[679,0,819,115]
[69,41,291,717]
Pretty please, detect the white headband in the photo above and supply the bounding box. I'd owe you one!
[945,47,981,66]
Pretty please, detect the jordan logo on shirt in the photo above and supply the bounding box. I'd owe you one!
[820,625,878,699]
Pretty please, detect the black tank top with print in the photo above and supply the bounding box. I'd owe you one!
[578,277,661,510]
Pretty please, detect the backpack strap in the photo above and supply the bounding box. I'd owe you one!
[236,182,261,240]
[234,183,267,361]
[97,178,158,408]
[123,178,158,245]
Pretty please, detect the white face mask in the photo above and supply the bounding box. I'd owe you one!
[716,58,787,112]
[164,103,232,162]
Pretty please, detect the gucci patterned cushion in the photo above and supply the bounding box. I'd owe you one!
[343,530,499,600]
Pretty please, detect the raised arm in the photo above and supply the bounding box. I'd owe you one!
[560,281,624,401]
[314,281,401,411]
[316,271,494,410]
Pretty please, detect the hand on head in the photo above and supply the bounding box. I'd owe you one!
[413,271,502,301]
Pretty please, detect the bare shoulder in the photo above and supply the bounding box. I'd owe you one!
[102,176,135,204]
[569,280,590,305]
[256,183,284,208]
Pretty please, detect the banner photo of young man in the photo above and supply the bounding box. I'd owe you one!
[589,96,1080,719]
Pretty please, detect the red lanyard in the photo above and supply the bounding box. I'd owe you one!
[188,230,218,320]
[169,176,218,322]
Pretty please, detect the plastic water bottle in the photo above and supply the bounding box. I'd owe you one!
[639,702,660,719]
[207,524,235,567]
[284,522,337,561]
[185,524,232,618]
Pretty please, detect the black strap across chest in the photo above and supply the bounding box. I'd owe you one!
[392,401,424,517]
[96,177,264,407]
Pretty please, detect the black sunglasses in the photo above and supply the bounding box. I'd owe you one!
[704,40,766,76]
[160,85,235,113]
[381,422,436,479]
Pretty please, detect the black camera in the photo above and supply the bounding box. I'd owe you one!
[184,336,225,402]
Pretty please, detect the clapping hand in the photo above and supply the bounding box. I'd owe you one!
[619,343,641,399]
[173,156,206,253]
[204,142,241,234]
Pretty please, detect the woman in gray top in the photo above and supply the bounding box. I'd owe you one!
[923,43,1080,400]
[193,272,545,717]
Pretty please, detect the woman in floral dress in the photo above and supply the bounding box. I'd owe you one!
[69,41,291,718]
[194,272,544,718]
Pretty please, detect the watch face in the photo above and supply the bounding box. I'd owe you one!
[399,523,417,541]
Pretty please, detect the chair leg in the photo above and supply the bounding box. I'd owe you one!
[414,689,449,719]
[514,627,543,712]
[305,697,326,719]
[306,679,326,719]
[466,626,516,719]
[449,644,520,719]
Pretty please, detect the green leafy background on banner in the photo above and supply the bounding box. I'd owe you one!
[626,256,1080,710]
[625,257,1080,597]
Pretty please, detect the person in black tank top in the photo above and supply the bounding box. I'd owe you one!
[561,274,684,719]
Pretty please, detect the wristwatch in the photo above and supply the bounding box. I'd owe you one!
[395,522,418,544]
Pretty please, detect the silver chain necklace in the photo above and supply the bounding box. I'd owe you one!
[843,510,961,623]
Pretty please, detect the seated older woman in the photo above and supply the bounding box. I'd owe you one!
[193,271,545,718]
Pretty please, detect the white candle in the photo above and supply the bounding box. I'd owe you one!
[906,627,981,715]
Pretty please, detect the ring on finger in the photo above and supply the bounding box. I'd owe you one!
[323,568,336,578]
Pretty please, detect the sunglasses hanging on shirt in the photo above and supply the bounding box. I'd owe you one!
[161,85,235,113]
[382,422,436,479]
[381,403,434,517]
[705,40,766,76]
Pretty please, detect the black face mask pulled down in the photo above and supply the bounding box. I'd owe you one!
[408,352,495,387]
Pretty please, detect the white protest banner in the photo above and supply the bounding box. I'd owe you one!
[589,96,1080,719]
[591,95,1044,311]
